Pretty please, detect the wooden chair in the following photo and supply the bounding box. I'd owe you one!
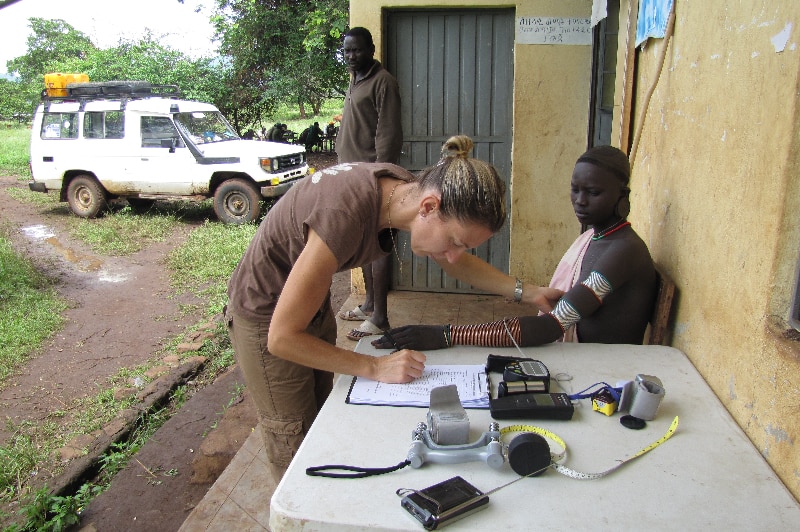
[646,264,676,345]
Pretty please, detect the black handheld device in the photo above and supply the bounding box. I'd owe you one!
[503,360,550,382]
[400,476,489,530]
[490,392,574,420]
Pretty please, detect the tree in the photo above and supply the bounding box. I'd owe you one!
[212,0,348,120]
[3,16,237,129]
[2,18,98,120]
[6,18,96,84]
[55,31,229,105]
[0,78,36,121]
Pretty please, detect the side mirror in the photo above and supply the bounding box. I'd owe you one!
[161,138,177,153]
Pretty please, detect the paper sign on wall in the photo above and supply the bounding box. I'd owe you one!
[516,17,592,45]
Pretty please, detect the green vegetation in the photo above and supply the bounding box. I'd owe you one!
[0,7,351,519]
[0,213,247,527]
[2,1,349,134]
[1,382,195,531]
[167,220,257,315]
[0,125,31,179]
[67,206,184,256]
[0,231,66,385]
[0,122,256,527]
[266,98,345,142]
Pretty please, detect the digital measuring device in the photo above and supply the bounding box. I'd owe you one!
[490,392,575,420]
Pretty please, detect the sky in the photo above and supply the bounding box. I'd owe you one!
[0,0,218,74]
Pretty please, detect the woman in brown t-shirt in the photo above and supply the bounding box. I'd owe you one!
[225,135,562,478]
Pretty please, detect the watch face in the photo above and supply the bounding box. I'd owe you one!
[519,361,547,377]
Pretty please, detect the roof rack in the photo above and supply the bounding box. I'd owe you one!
[41,81,181,111]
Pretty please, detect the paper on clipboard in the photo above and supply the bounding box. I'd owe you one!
[345,365,489,408]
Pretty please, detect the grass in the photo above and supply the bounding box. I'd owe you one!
[0,234,243,528]
[167,220,258,315]
[0,113,310,529]
[66,206,181,255]
[0,124,31,179]
[265,98,344,140]
[0,229,66,385]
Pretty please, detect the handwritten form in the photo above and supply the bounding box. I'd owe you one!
[345,365,489,408]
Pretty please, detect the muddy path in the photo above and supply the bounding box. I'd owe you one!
[0,150,345,529]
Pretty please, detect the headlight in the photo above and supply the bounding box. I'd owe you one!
[259,157,279,173]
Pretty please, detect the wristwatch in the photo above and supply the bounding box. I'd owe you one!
[514,278,523,303]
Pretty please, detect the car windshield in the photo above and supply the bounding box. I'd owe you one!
[174,111,239,144]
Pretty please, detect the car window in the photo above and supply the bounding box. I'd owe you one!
[141,116,182,148]
[174,111,239,144]
[84,111,125,139]
[41,112,78,139]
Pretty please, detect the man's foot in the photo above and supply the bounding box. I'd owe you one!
[338,305,372,321]
[346,320,389,341]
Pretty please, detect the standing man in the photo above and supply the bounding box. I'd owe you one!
[335,26,403,340]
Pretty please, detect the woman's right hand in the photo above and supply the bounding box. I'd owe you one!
[372,349,427,383]
[528,285,564,312]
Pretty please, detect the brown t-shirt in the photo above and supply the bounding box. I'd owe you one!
[227,162,414,321]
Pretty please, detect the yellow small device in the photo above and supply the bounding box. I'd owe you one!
[591,388,618,416]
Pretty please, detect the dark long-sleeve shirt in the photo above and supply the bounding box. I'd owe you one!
[336,61,402,164]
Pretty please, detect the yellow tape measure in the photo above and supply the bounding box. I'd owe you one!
[500,416,679,480]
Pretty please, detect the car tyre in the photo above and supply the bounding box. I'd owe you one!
[213,178,261,224]
[67,175,108,219]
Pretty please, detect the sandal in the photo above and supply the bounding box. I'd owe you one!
[346,320,388,341]
[338,305,372,321]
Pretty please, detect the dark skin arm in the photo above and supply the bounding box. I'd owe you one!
[373,228,655,350]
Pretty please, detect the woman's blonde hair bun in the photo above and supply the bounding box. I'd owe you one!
[441,135,474,159]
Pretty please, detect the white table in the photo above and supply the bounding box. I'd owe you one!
[270,343,800,530]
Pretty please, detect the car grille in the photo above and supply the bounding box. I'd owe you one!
[277,152,306,171]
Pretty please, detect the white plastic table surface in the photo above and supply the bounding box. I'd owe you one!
[270,342,800,531]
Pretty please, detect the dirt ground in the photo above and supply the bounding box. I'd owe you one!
[0,150,345,530]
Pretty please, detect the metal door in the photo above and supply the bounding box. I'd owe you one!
[386,8,515,293]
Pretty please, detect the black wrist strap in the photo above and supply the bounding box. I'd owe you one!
[306,460,411,478]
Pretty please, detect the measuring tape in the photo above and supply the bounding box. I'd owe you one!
[500,415,679,480]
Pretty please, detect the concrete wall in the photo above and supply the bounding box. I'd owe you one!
[351,0,593,285]
[351,0,800,501]
[625,0,800,499]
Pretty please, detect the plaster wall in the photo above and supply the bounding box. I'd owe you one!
[350,0,593,285]
[352,0,800,501]
[627,0,800,499]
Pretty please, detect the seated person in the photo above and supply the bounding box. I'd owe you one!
[303,122,323,152]
[269,123,287,143]
[325,122,337,137]
[372,145,656,350]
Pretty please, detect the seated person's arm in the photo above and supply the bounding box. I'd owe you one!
[373,238,648,350]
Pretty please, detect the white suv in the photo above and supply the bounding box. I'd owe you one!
[29,81,308,223]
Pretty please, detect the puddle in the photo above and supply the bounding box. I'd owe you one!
[44,237,104,272]
[98,270,129,283]
[20,223,127,279]
[20,224,55,239]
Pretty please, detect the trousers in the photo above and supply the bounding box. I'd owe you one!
[226,303,335,480]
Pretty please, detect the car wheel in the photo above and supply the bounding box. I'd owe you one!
[67,175,108,219]
[127,198,156,213]
[213,178,262,224]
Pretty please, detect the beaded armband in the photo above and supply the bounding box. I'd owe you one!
[549,298,581,333]
[581,271,612,302]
